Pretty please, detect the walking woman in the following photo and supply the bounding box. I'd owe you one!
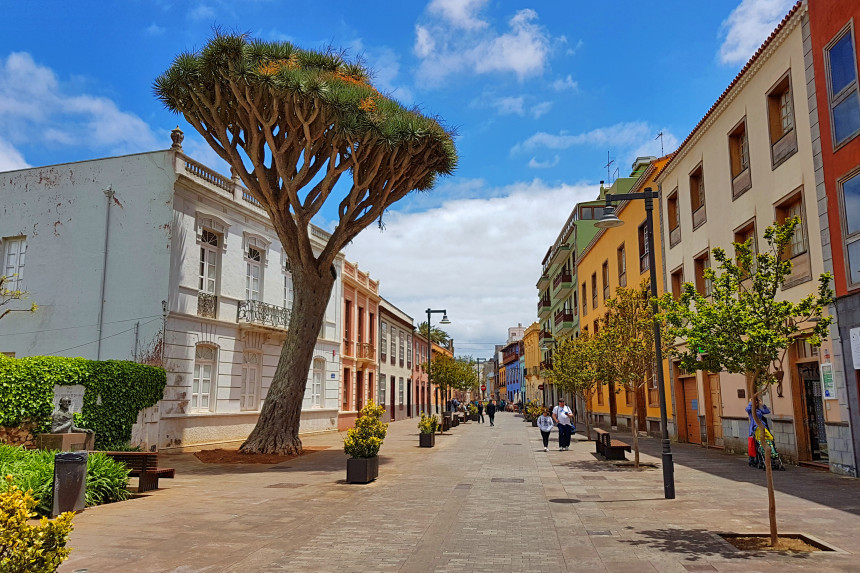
[477,400,485,423]
[486,399,497,427]
[537,407,554,451]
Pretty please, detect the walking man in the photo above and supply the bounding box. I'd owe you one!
[477,400,485,423]
[486,399,497,427]
[552,398,574,451]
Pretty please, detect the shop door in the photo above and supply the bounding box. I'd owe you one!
[800,363,828,461]
[390,376,396,421]
[683,378,701,444]
[356,371,364,412]
[708,374,724,447]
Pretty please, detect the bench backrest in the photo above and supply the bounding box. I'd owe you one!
[102,452,158,472]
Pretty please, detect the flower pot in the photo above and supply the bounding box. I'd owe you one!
[346,456,379,484]
[419,433,435,448]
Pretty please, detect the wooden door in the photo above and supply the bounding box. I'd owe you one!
[683,378,701,444]
[708,374,724,447]
[390,376,396,421]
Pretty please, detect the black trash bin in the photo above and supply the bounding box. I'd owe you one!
[52,451,87,517]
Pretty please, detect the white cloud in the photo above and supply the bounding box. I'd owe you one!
[0,137,29,171]
[145,23,166,36]
[415,7,554,83]
[718,0,795,65]
[0,52,159,162]
[551,75,578,92]
[366,47,414,104]
[512,121,656,153]
[344,178,598,358]
[493,96,525,115]
[188,4,216,21]
[528,155,559,169]
[427,0,489,31]
[530,101,552,119]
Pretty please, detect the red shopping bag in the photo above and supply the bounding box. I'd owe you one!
[748,436,757,457]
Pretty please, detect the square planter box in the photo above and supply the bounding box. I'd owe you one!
[419,433,435,447]
[346,456,379,484]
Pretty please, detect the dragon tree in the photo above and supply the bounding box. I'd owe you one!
[155,33,457,455]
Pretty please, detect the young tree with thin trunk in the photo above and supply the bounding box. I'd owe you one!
[602,283,660,468]
[660,218,833,547]
[0,275,36,321]
[544,333,599,441]
[155,34,456,455]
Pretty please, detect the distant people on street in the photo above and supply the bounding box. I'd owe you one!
[486,400,497,427]
[477,400,485,423]
[537,407,554,451]
[552,398,575,451]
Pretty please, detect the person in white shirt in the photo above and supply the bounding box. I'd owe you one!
[552,398,575,451]
[536,407,554,451]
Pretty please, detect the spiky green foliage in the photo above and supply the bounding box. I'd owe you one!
[154,32,456,269]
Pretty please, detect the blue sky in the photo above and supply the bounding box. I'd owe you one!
[0,0,796,359]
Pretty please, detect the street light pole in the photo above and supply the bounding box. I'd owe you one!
[595,187,676,500]
[425,308,450,419]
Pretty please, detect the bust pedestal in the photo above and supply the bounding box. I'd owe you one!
[37,432,95,451]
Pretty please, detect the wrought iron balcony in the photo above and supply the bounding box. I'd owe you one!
[553,270,573,290]
[537,296,551,313]
[554,310,575,328]
[237,300,291,329]
[197,293,217,318]
[356,342,375,361]
[539,329,554,345]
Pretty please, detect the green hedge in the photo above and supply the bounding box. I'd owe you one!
[0,355,165,450]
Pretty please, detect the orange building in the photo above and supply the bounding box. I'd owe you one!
[575,156,674,435]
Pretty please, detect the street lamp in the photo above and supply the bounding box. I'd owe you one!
[595,187,676,500]
[426,308,450,416]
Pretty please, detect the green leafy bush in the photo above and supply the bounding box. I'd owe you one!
[0,445,130,516]
[525,400,543,422]
[418,413,439,434]
[343,401,388,459]
[467,403,478,415]
[0,476,74,573]
[0,355,165,449]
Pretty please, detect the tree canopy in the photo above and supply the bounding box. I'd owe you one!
[417,321,451,347]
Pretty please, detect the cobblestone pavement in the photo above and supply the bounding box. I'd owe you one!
[59,412,860,572]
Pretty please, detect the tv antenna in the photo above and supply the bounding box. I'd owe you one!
[655,131,664,155]
[604,152,615,185]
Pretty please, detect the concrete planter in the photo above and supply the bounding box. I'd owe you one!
[346,456,379,484]
[419,433,435,448]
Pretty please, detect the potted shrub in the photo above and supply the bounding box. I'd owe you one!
[526,400,543,426]
[467,403,478,421]
[343,401,387,484]
[418,413,438,447]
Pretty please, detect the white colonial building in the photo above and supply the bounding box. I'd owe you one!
[0,130,344,450]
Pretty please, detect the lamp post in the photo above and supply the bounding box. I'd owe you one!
[595,187,675,500]
[425,308,450,416]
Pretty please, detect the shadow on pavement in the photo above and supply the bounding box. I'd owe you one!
[620,528,765,562]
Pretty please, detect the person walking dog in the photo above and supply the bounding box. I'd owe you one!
[537,407,554,451]
[552,398,575,451]
[486,399,497,427]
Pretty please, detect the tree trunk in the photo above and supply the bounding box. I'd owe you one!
[239,265,335,455]
[632,385,640,468]
[749,377,778,547]
[582,393,592,442]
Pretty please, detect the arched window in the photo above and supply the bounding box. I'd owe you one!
[241,351,262,410]
[192,345,217,411]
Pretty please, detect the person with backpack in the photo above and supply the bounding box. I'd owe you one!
[552,398,575,451]
[486,399,497,427]
[537,407,554,451]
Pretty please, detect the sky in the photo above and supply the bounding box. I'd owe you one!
[0,0,797,359]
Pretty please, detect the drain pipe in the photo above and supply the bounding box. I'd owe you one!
[96,187,114,360]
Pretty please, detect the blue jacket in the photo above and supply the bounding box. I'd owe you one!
[746,402,771,436]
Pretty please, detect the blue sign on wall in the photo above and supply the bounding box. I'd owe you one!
[691,399,698,411]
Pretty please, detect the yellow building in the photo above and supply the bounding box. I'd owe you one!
[522,322,546,405]
[575,156,674,434]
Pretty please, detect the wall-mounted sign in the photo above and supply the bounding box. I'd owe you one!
[331,373,336,379]
[821,362,836,399]
[851,327,860,370]
[690,399,698,411]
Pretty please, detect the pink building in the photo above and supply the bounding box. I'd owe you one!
[339,261,379,430]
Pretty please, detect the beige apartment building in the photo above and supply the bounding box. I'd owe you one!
[656,2,850,471]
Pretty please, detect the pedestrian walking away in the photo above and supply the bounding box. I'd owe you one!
[486,399,496,427]
[537,407,554,451]
[552,398,574,450]
[477,400,485,423]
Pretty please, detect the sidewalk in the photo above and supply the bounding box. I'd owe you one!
[58,411,860,572]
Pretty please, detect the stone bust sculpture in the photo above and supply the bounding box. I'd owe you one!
[51,397,93,434]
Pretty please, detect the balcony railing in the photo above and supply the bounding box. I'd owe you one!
[537,296,551,313]
[553,270,573,290]
[197,292,217,318]
[237,300,291,328]
[356,342,375,360]
[539,329,553,345]
[554,310,574,327]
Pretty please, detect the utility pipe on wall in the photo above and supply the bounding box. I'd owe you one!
[96,187,114,360]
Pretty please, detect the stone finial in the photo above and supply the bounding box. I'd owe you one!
[170,126,184,151]
[230,167,240,183]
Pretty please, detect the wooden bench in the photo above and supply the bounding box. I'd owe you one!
[593,428,632,461]
[101,451,175,493]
